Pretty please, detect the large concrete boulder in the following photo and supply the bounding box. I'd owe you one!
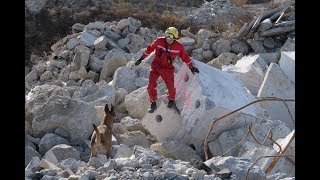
[99,48,132,80]
[142,60,259,154]
[31,95,100,143]
[257,63,295,130]
[112,66,149,93]
[38,133,70,154]
[44,144,80,165]
[26,84,67,134]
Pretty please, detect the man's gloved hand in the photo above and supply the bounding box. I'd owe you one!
[135,57,143,66]
[189,66,199,74]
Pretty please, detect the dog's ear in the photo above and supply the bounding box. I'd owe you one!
[111,104,114,113]
[104,103,110,113]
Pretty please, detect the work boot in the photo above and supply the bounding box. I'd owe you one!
[148,102,157,113]
[167,100,175,108]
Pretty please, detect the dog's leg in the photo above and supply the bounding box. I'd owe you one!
[90,127,98,158]
[90,143,97,158]
[106,151,109,159]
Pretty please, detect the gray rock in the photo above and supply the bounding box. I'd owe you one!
[39,133,70,154]
[87,157,104,169]
[54,127,70,140]
[263,37,275,49]
[25,145,41,167]
[58,158,88,173]
[44,144,81,165]
[118,131,149,148]
[231,40,249,55]
[211,38,231,56]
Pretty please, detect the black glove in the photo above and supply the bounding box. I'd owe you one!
[135,57,143,66]
[189,66,199,74]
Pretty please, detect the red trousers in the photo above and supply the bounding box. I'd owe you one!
[147,68,175,102]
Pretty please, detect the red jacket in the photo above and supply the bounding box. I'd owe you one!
[141,37,192,69]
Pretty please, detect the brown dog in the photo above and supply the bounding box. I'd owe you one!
[90,104,116,159]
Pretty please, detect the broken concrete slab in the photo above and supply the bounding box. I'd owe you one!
[31,95,100,143]
[279,51,295,85]
[273,130,295,164]
[239,140,295,178]
[257,63,295,130]
[223,55,265,96]
[112,66,149,93]
[208,119,292,157]
[142,60,259,155]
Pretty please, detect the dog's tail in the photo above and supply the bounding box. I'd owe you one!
[92,124,101,142]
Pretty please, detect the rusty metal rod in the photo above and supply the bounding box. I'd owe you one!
[265,131,295,174]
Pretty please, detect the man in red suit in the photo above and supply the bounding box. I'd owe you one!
[135,27,199,113]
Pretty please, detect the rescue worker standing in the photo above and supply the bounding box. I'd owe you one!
[135,27,199,113]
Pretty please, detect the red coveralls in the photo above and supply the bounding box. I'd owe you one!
[141,37,193,102]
